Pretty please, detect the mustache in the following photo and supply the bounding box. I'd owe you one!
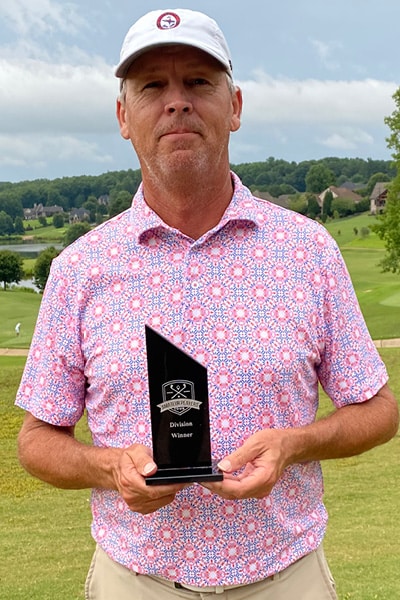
[156,120,202,137]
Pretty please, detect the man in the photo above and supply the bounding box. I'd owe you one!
[16,8,398,599]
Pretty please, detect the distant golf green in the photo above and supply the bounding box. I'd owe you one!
[0,290,42,348]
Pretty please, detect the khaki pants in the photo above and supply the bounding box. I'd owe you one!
[85,544,337,599]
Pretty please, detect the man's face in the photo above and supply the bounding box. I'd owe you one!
[117,45,242,182]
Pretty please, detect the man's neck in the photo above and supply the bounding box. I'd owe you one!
[142,171,234,240]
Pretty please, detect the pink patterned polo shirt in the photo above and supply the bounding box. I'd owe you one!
[16,172,388,586]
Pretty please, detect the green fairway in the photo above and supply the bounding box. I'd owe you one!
[21,219,66,242]
[340,248,400,339]
[0,290,42,348]
[0,356,94,600]
[324,213,380,248]
[323,214,400,337]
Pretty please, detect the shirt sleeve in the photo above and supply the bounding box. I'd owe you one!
[15,254,86,426]
[316,239,388,408]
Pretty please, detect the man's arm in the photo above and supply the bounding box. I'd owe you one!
[17,412,187,513]
[204,383,399,499]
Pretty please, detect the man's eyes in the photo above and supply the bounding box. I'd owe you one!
[142,78,211,90]
[143,81,163,89]
[189,78,210,86]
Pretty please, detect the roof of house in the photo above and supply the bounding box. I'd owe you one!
[329,186,362,201]
[319,186,362,204]
[370,182,390,200]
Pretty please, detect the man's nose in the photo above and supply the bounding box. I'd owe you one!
[165,100,193,114]
[164,85,193,114]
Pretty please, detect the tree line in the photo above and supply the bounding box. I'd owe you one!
[0,157,396,229]
[1,142,400,289]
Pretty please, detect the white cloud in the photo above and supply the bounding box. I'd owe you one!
[0,0,85,37]
[0,133,113,169]
[0,58,117,135]
[239,73,397,125]
[319,129,374,150]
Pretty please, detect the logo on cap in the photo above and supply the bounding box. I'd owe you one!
[157,12,181,30]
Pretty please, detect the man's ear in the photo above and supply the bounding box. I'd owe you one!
[230,86,243,133]
[116,99,130,140]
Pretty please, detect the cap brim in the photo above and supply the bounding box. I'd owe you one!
[115,41,231,78]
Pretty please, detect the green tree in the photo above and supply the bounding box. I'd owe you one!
[331,197,356,218]
[305,164,336,193]
[360,227,370,239]
[0,211,14,235]
[288,195,308,215]
[0,250,24,290]
[322,190,333,219]
[373,177,400,273]
[52,213,65,228]
[306,194,320,219]
[64,222,91,247]
[33,246,60,291]
[14,215,25,235]
[385,87,400,161]
[82,196,98,222]
[373,87,400,273]
[108,191,133,218]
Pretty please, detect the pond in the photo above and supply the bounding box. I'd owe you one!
[0,242,63,257]
[13,279,41,293]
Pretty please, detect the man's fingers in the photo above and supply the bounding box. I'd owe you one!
[218,434,266,473]
[204,468,274,499]
[120,444,157,477]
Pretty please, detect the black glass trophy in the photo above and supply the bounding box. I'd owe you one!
[145,325,223,485]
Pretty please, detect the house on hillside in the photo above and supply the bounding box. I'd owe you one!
[42,205,64,217]
[24,204,44,220]
[69,207,90,223]
[23,203,64,220]
[318,186,362,209]
[370,182,389,215]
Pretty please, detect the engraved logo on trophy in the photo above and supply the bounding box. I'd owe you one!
[145,325,223,485]
[159,380,202,415]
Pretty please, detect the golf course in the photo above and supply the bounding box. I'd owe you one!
[1,213,399,599]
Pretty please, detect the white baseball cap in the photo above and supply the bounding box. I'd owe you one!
[115,8,233,79]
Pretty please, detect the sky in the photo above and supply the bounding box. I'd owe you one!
[0,0,399,183]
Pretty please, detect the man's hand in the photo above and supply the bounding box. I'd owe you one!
[203,429,289,499]
[203,385,399,500]
[18,414,188,515]
[113,444,188,514]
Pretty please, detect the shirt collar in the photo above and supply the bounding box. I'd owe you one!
[129,171,268,244]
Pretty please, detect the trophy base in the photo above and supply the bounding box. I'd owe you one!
[145,465,223,486]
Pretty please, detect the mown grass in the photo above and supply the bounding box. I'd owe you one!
[22,219,67,242]
[0,357,94,600]
[324,213,379,248]
[0,290,42,348]
[342,249,400,339]
[323,213,400,339]
[1,351,399,599]
[319,347,400,599]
